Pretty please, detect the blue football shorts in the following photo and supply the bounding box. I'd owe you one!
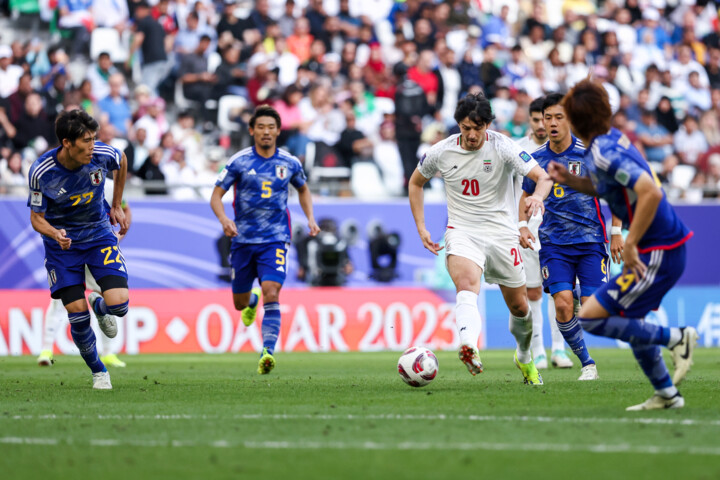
[539,242,609,297]
[230,241,288,294]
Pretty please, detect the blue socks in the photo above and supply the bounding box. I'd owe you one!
[93,296,129,317]
[249,292,259,309]
[631,344,673,390]
[556,316,595,367]
[579,315,671,345]
[68,312,106,373]
[262,302,281,354]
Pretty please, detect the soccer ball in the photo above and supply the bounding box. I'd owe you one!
[397,346,439,387]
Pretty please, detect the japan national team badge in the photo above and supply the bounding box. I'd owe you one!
[90,169,103,186]
[48,269,57,287]
[276,165,288,179]
[483,159,492,173]
[541,265,549,280]
[568,161,582,176]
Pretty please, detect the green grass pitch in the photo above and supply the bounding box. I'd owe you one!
[1,349,719,480]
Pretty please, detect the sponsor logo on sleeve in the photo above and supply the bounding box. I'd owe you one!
[31,191,42,206]
[520,151,532,163]
[614,168,630,186]
[217,168,228,182]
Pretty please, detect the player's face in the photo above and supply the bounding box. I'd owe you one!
[250,116,280,151]
[528,111,547,141]
[65,131,96,166]
[544,105,570,144]
[458,117,488,151]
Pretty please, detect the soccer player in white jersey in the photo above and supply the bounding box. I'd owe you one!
[515,96,571,369]
[409,93,553,385]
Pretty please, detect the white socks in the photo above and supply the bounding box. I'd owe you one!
[547,299,566,351]
[42,299,64,351]
[509,311,533,364]
[455,290,482,348]
[529,298,544,359]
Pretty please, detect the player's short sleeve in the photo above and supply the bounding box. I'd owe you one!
[215,158,241,191]
[290,158,307,189]
[417,144,441,179]
[495,132,538,176]
[27,165,48,213]
[95,143,122,171]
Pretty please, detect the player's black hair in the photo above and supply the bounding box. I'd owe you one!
[542,93,565,113]
[529,96,545,114]
[55,109,99,145]
[454,93,495,126]
[249,104,282,130]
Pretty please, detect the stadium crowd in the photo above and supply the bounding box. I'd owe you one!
[1,0,720,201]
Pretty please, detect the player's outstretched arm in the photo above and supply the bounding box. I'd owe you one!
[30,211,71,250]
[210,185,238,237]
[547,161,598,196]
[110,152,129,235]
[524,165,552,216]
[623,173,663,279]
[295,184,320,237]
[517,190,536,250]
[408,169,443,256]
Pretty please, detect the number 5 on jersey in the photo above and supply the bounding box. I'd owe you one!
[261,181,272,198]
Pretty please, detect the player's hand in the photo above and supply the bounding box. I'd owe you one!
[519,227,535,250]
[547,161,571,184]
[308,219,320,237]
[220,217,238,237]
[418,228,443,256]
[525,194,545,216]
[110,205,129,236]
[610,233,624,264]
[622,242,647,279]
[54,229,72,250]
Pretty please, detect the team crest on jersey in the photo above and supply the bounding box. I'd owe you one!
[541,265,549,280]
[276,165,288,179]
[483,159,492,173]
[519,151,532,163]
[568,161,582,176]
[89,169,103,186]
[48,269,57,287]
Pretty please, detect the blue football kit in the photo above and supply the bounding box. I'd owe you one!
[27,142,127,298]
[523,136,609,297]
[585,128,692,318]
[215,146,307,293]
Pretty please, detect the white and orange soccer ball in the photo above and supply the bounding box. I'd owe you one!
[397,346,439,387]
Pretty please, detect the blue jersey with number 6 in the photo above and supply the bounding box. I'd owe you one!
[215,146,306,244]
[27,142,122,244]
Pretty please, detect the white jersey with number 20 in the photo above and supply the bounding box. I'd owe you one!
[418,131,538,235]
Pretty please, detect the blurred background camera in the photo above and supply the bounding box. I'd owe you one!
[294,217,356,286]
[366,220,401,283]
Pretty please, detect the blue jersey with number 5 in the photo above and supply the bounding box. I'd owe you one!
[27,142,122,244]
[585,128,691,252]
[215,146,306,244]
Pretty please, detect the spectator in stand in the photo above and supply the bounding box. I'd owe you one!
[479,43,502,98]
[178,35,217,112]
[130,1,170,96]
[373,119,405,197]
[247,0,272,36]
[57,0,93,58]
[134,98,166,149]
[287,17,314,65]
[0,45,24,104]
[408,49,439,108]
[0,150,28,195]
[394,62,431,190]
[482,4,510,48]
[136,147,167,195]
[86,52,125,103]
[685,71,712,114]
[636,109,674,165]
[274,84,310,159]
[674,115,708,167]
[298,82,345,147]
[336,110,373,168]
[97,73,132,137]
[12,93,55,151]
[655,96,680,134]
[435,46,461,128]
[170,110,205,171]
[93,0,130,30]
[161,146,197,200]
[8,73,33,124]
[213,43,247,100]
[278,0,297,39]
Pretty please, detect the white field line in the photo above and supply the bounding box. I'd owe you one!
[0,437,719,455]
[2,413,720,428]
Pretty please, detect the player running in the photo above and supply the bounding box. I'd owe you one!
[409,93,553,385]
[210,105,320,374]
[520,93,624,381]
[550,80,698,410]
[515,96,571,369]
[28,109,130,389]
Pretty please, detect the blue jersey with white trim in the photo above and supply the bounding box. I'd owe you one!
[585,128,691,252]
[215,146,306,244]
[523,136,606,245]
[27,142,122,244]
